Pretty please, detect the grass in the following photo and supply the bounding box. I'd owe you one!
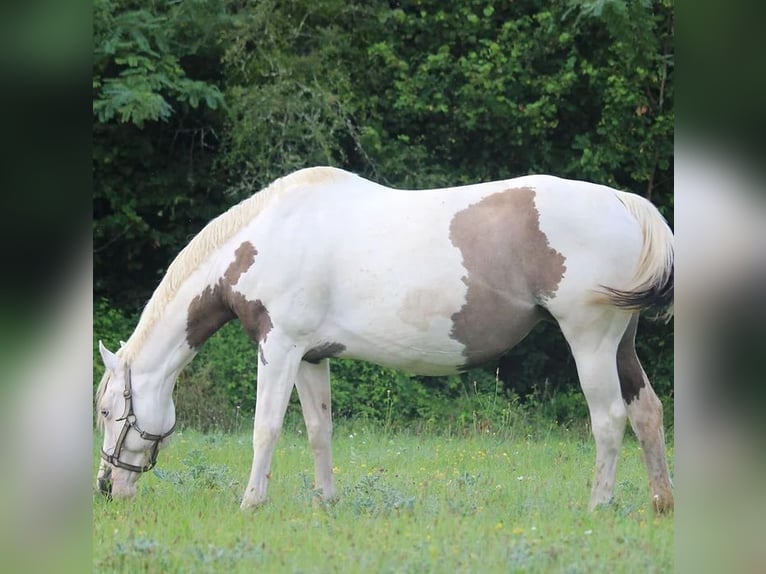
[93,423,673,573]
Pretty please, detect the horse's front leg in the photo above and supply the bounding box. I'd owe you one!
[241,342,302,510]
[295,359,335,502]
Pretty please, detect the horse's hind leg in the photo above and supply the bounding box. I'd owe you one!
[556,308,632,510]
[295,359,335,502]
[618,313,674,513]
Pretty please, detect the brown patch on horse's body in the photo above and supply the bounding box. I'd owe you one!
[229,292,273,343]
[616,313,646,404]
[448,187,566,367]
[303,342,347,364]
[186,241,272,349]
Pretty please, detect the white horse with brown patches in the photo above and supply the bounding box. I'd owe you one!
[96,166,674,513]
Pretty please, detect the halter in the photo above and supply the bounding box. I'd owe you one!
[100,369,176,473]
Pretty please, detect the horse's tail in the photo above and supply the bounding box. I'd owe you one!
[599,191,674,320]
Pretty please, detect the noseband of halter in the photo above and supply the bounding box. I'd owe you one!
[100,369,176,474]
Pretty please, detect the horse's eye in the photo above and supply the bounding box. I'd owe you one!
[100,408,110,418]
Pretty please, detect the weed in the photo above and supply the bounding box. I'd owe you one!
[344,474,416,516]
[455,471,481,488]
[96,536,169,572]
[296,472,327,507]
[193,539,265,567]
[153,449,238,492]
[507,538,536,570]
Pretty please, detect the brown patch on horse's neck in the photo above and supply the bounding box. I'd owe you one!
[224,241,257,285]
[448,187,567,367]
[186,285,235,349]
[186,241,272,349]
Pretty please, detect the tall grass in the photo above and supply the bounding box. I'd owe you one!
[93,424,672,573]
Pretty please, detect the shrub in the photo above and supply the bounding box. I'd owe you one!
[93,298,136,385]
[93,301,672,434]
[184,320,258,423]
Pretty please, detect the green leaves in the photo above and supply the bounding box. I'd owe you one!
[94,82,174,126]
[561,0,673,198]
[93,0,225,127]
[213,1,369,196]
[94,0,232,304]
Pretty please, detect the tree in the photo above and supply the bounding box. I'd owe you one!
[93,0,229,307]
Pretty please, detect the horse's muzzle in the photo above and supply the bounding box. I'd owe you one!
[97,465,113,498]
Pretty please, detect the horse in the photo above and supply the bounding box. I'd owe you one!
[95,166,674,513]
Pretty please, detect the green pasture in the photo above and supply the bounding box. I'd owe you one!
[93,424,672,573]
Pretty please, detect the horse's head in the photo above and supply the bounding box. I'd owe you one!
[95,341,176,499]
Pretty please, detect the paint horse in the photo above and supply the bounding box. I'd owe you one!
[96,166,674,513]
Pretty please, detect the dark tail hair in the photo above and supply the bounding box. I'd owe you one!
[601,191,674,320]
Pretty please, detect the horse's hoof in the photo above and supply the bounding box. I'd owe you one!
[652,494,674,514]
[240,498,268,512]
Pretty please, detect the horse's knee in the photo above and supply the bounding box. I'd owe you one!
[253,424,282,450]
[590,400,627,443]
[305,418,331,439]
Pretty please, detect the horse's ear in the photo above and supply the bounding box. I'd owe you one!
[119,340,127,349]
[99,340,120,372]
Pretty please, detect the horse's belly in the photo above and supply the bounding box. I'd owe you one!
[336,331,466,376]
[324,297,541,375]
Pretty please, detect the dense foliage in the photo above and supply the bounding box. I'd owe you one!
[94,0,674,429]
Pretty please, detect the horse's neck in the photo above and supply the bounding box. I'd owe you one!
[126,271,219,386]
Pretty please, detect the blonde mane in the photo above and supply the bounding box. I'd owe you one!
[119,166,355,362]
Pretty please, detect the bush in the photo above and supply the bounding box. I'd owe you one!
[93,302,672,435]
[93,298,136,386]
[173,365,243,433]
[186,320,258,414]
